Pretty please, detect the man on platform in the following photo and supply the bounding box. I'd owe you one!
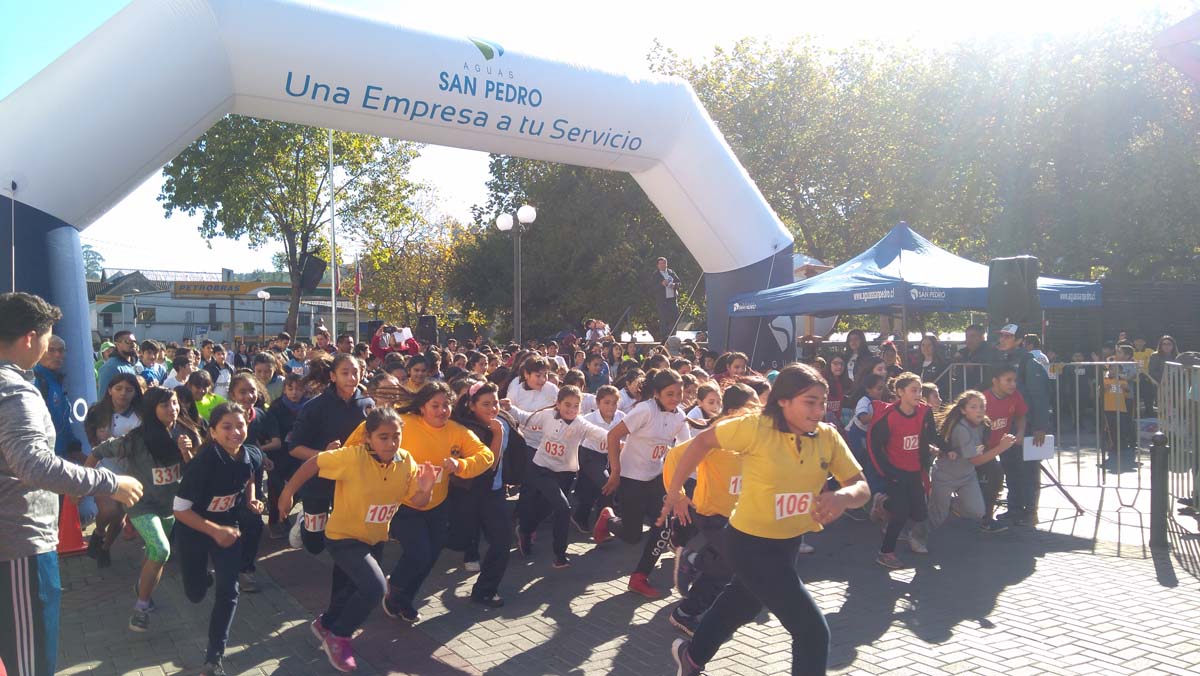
[1,292,143,676]
[649,257,682,341]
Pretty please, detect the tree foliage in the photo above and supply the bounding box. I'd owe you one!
[159,115,421,334]
[459,23,1200,339]
[81,244,104,279]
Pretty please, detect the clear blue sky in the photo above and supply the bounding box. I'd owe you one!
[3,0,1181,273]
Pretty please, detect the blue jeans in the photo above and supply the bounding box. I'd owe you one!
[323,538,387,638]
[0,551,61,676]
[387,502,449,611]
[688,527,830,675]
[177,523,243,664]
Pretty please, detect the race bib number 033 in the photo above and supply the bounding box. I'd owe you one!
[364,504,400,524]
[543,441,566,457]
[152,464,181,486]
[774,492,813,520]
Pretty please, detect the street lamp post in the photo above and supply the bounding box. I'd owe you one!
[257,290,270,343]
[496,204,536,345]
[368,302,379,321]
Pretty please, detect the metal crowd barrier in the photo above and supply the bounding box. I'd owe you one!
[1158,361,1199,513]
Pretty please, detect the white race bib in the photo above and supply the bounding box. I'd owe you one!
[728,475,743,496]
[152,464,181,486]
[303,512,328,532]
[364,504,399,524]
[207,493,239,513]
[902,435,919,451]
[651,444,668,460]
[433,465,445,484]
[542,440,566,457]
[774,492,813,520]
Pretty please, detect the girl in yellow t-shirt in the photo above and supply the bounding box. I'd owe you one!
[662,363,870,676]
[662,383,760,636]
[276,408,436,673]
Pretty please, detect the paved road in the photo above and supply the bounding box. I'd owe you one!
[56,501,1200,676]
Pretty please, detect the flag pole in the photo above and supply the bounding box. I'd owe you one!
[328,128,337,336]
[354,253,361,341]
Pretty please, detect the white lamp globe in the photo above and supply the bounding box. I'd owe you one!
[517,204,537,224]
[257,290,270,301]
[496,213,514,231]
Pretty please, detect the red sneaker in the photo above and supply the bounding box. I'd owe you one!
[323,635,357,672]
[628,573,663,599]
[593,507,615,544]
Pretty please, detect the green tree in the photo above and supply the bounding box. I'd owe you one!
[81,244,104,279]
[159,115,421,334]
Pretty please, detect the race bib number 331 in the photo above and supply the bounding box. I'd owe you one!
[152,464,181,486]
[774,492,813,520]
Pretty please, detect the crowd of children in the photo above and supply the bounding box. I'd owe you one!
[60,321,1185,676]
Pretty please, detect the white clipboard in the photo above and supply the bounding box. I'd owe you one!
[1023,435,1055,461]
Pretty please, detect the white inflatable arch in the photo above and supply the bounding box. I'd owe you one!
[0,0,794,410]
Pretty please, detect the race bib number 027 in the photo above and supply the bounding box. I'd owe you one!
[364,504,400,524]
[774,492,813,520]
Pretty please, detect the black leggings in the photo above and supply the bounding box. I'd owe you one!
[882,472,927,554]
[611,476,671,576]
[571,449,611,527]
[688,526,830,675]
[518,464,576,559]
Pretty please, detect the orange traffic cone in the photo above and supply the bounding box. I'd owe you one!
[57,498,88,556]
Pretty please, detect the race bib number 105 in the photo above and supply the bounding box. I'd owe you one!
[774,492,813,520]
[364,504,399,524]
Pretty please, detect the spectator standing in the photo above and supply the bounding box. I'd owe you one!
[97,330,139,393]
[992,324,1050,526]
[953,324,997,392]
[32,335,83,463]
[914,334,949,399]
[137,340,167,387]
[843,329,873,382]
[0,292,143,676]
[204,345,236,399]
[649,257,682,340]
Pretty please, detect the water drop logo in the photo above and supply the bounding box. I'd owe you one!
[910,288,920,301]
[469,37,505,60]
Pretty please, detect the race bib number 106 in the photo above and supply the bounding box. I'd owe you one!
[774,492,813,520]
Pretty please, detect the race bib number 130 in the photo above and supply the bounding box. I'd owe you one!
[774,492,812,520]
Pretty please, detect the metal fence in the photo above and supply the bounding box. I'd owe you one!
[1159,361,1199,511]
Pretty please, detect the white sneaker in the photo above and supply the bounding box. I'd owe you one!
[464,561,481,573]
[288,518,303,550]
[797,542,815,554]
[909,538,928,554]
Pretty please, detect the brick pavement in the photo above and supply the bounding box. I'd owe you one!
[55,502,1200,676]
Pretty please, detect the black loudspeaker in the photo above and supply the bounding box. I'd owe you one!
[299,254,327,293]
[988,256,1041,339]
[416,314,439,345]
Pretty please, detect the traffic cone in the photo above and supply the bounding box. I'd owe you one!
[57,498,88,556]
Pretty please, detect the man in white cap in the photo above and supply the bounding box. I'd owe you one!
[992,323,1050,527]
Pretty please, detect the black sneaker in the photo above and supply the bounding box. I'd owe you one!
[671,638,703,676]
[979,518,1009,534]
[128,609,150,632]
[669,606,699,638]
[552,556,571,569]
[86,533,102,560]
[382,593,421,623]
[132,581,156,612]
[199,661,227,676]
[470,593,505,608]
[96,547,112,569]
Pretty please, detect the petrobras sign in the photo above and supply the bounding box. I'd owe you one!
[281,34,647,156]
[852,288,895,303]
[731,302,758,313]
[909,286,947,302]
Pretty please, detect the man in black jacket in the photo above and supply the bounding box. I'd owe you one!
[649,257,682,341]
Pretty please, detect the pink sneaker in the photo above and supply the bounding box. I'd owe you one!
[310,616,331,644]
[323,635,357,672]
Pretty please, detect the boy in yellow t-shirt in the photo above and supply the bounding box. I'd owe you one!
[277,408,436,673]
[1101,365,1135,472]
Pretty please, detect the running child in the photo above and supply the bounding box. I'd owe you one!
[910,390,1015,552]
[226,373,280,590]
[614,368,644,414]
[172,403,264,676]
[510,386,610,568]
[868,372,938,567]
[982,365,1027,529]
[571,385,625,532]
[277,408,437,672]
[263,373,307,539]
[87,387,199,632]
[595,369,694,598]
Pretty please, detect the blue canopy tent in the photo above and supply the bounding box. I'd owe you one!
[728,223,1102,320]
